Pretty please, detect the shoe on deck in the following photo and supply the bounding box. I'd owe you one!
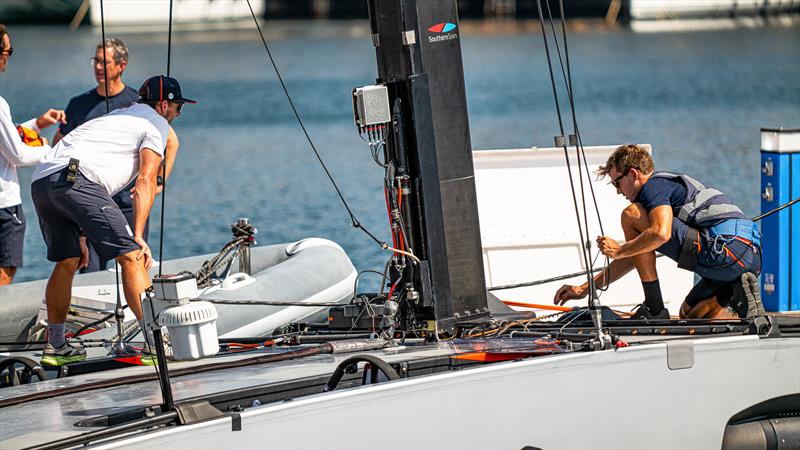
[107,342,141,358]
[731,272,766,319]
[141,339,173,366]
[628,303,670,320]
[41,343,87,366]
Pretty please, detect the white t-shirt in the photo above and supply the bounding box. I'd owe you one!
[0,96,50,208]
[32,103,169,196]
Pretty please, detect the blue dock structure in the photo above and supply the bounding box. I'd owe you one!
[760,128,800,312]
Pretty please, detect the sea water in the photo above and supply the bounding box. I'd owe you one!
[2,21,798,285]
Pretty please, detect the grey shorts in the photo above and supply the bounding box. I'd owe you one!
[0,204,25,267]
[31,168,140,263]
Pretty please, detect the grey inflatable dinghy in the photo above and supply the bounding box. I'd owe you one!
[0,238,357,348]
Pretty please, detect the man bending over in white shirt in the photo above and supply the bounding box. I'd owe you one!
[30,75,195,366]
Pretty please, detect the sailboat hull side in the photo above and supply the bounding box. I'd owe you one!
[95,335,800,450]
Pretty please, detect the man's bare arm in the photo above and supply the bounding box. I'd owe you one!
[616,205,672,258]
[157,127,179,191]
[133,148,161,237]
[554,257,636,305]
[598,205,672,260]
[131,148,161,269]
[52,129,64,146]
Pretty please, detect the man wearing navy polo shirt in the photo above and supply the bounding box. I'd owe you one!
[52,38,159,273]
[554,144,764,320]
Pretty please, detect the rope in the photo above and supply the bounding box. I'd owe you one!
[99,1,110,113]
[543,0,596,242]
[157,0,174,279]
[167,0,173,77]
[98,0,129,354]
[752,196,799,221]
[194,237,246,288]
[243,0,385,249]
[546,0,611,291]
[534,0,595,296]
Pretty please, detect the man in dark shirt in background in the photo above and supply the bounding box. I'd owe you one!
[554,144,764,320]
[52,38,143,272]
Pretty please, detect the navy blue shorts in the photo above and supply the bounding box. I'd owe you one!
[0,204,26,268]
[657,218,761,307]
[31,169,140,263]
[81,180,150,273]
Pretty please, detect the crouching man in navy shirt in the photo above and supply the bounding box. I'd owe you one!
[554,144,764,320]
[30,75,194,366]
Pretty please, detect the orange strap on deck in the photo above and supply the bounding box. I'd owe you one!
[501,300,573,312]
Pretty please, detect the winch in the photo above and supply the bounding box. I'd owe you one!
[143,273,219,361]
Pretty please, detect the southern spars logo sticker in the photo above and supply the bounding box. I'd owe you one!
[427,22,458,43]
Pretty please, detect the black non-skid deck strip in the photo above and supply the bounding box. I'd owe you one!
[0,346,325,409]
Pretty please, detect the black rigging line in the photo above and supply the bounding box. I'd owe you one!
[752,196,799,221]
[244,0,385,248]
[543,0,610,289]
[544,0,605,235]
[557,0,603,230]
[167,0,173,77]
[534,0,595,294]
[99,0,128,347]
[555,0,612,289]
[99,2,110,114]
[543,0,594,282]
[156,0,174,279]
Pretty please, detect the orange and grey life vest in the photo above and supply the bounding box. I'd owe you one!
[650,171,745,228]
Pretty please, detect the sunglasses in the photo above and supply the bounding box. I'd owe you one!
[90,57,117,66]
[174,103,183,113]
[1,46,12,56]
[610,170,629,188]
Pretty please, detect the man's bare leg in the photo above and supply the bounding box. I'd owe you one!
[679,302,691,319]
[620,203,658,282]
[0,267,16,286]
[620,203,668,316]
[683,298,736,319]
[117,250,149,321]
[42,258,81,349]
[45,258,81,324]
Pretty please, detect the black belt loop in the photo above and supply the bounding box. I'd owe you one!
[66,158,80,183]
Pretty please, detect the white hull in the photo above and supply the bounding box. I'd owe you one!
[94,335,800,450]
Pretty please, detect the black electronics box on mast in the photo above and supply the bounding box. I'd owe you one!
[366,0,489,331]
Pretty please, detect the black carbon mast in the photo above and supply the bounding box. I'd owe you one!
[364,0,491,333]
